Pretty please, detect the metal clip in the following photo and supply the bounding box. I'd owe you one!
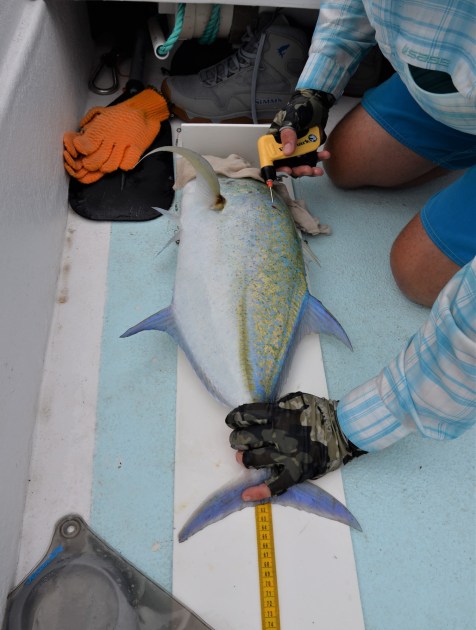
[88,50,120,96]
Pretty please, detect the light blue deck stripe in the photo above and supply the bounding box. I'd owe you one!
[92,217,178,590]
[296,174,476,630]
[90,171,475,626]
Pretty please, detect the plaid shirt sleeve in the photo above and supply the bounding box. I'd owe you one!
[297,0,377,97]
[337,257,476,452]
[296,0,476,133]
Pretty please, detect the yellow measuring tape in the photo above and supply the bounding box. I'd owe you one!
[255,503,280,629]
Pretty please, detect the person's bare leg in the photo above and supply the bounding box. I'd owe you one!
[324,104,448,189]
[323,103,461,305]
[390,213,460,306]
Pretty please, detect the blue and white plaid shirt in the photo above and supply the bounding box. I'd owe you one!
[338,257,476,451]
[297,0,476,134]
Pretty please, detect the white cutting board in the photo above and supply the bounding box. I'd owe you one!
[172,124,364,630]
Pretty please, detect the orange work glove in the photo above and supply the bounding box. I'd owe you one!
[63,88,169,181]
[63,133,104,183]
[63,153,104,184]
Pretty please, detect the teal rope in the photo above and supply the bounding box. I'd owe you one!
[157,3,186,57]
[199,5,221,45]
[157,3,221,57]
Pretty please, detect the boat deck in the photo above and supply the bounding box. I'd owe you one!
[14,95,476,629]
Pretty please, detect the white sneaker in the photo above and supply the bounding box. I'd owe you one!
[161,14,309,123]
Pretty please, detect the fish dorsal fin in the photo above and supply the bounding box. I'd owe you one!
[155,231,179,258]
[149,206,182,256]
[142,146,225,210]
[300,292,352,349]
[153,205,181,226]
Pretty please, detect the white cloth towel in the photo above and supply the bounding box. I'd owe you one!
[174,154,331,236]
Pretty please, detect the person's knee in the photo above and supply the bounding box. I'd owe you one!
[390,214,461,307]
[322,102,444,189]
[323,103,381,189]
[390,235,431,306]
[323,121,358,189]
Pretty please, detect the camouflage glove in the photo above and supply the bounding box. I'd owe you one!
[268,89,336,142]
[226,391,366,496]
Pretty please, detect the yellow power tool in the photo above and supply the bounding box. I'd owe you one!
[257,126,322,202]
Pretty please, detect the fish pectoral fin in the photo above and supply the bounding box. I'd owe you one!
[120,305,177,339]
[301,293,352,349]
[142,146,223,210]
[272,480,362,531]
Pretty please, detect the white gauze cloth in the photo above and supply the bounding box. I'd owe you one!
[174,154,331,236]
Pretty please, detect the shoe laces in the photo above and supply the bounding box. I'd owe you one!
[199,26,263,86]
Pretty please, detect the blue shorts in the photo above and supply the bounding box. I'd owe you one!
[362,74,476,266]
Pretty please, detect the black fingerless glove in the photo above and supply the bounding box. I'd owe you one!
[268,89,336,142]
[226,391,366,496]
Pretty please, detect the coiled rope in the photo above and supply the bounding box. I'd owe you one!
[199,4,221,45]
[157,3,222,58]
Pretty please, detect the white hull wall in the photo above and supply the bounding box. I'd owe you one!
[0,0,92,615]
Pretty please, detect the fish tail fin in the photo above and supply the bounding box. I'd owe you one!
[303,293,352,349]
[178,474,252,543]
[273,481,362,531]
[120,305,177,339]
[178,470,361,542]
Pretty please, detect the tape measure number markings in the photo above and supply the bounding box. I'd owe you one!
[255,503,281,629]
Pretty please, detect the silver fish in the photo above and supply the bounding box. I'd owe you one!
[122,147,358,537]
[122,147,351,408]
